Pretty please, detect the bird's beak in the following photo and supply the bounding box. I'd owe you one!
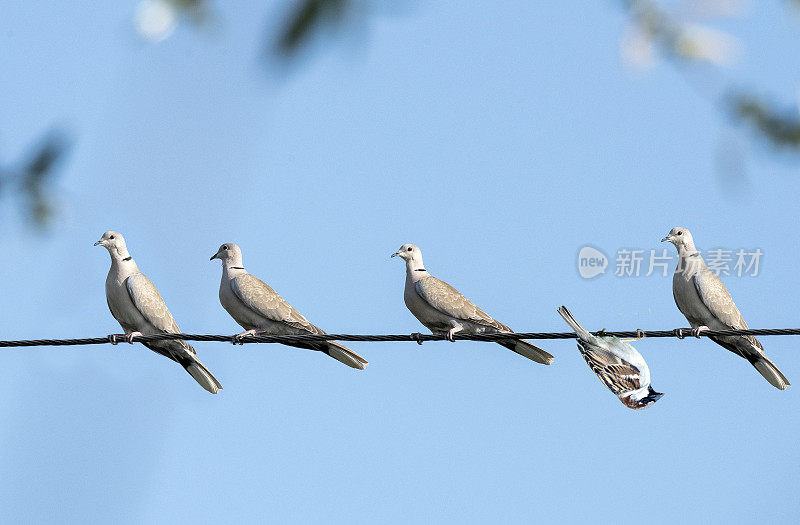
[93,240,102,246]
[390,252,399,258]
[210,252,220,261]
[660,236,670,243]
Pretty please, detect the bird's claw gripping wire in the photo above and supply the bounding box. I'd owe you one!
[232,329,265,345]
[4,326,800,349]
[108,332,141,345]
[231,334,249,345]
[445,325,462,342]
[691,326,709,338]
[622,329,646,343]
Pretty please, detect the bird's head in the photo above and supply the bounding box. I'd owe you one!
[661,227,696,252]
[210,243,243,265]
[94,231,128,257]
[391,243,422,263]
[622,386,664,410]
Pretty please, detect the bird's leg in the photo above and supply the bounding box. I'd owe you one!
[691,325,709,338]
[108,331,142,345]
[445,322,463,342]
[232,329,265,345]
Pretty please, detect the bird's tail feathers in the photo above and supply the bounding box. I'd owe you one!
[750,354,790,390]
[557,305,593,342]
[183,356,223,394]
[325,341,368,370]
[499,340,554,365]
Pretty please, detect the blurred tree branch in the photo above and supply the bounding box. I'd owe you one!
[0,130,71,228]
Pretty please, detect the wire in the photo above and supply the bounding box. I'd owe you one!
[2,327,800,347]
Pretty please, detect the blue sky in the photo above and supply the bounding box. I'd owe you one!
[2,1,800,523]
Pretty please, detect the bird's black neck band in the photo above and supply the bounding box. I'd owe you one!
[122,256,132,261]
[230,266,244,270]
[415,268,426,272]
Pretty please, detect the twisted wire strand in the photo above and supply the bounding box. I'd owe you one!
[1,327,800,347]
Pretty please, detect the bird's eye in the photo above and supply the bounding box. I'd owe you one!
[222,245,228,250]
[110,235,115,239]
[407,247,412,252]
[677,231,682,236]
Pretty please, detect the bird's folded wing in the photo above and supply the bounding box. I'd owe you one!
[415,277,509,331]
[692,270,748,330]
[579,342,641,396]
[692,270,763,351]
[107,295,136,334]
[125,273,182,334]
[231,274,321,333]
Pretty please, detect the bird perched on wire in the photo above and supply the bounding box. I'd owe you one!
[94,231,222,394]
[210,243,368,369]
[558,306,663,410]
[392,243,553,365]
[662,227,789,389]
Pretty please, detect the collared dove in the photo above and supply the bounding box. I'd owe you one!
[662,227,789,390]
[558,306,663,410]
[95,231,222,394]
[392,244,554,365]
[210,243,368,370]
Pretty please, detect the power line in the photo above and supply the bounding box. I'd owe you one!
[2,327,800,348]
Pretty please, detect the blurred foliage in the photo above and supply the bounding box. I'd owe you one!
[621,0,741,68]
[270,0,800,155]
[166,0,209,25]
[276,0,353,56]
[623,0,800,155]
[732,94,800,148]
[138,0,800,156]
[0,130,70,228]
[10,1,800,229]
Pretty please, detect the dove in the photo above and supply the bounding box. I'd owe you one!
[392,244,553,365]
[210,243,368,370]
[558,306,663,410]
[94,231,222,394]
[662,227,789,390]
